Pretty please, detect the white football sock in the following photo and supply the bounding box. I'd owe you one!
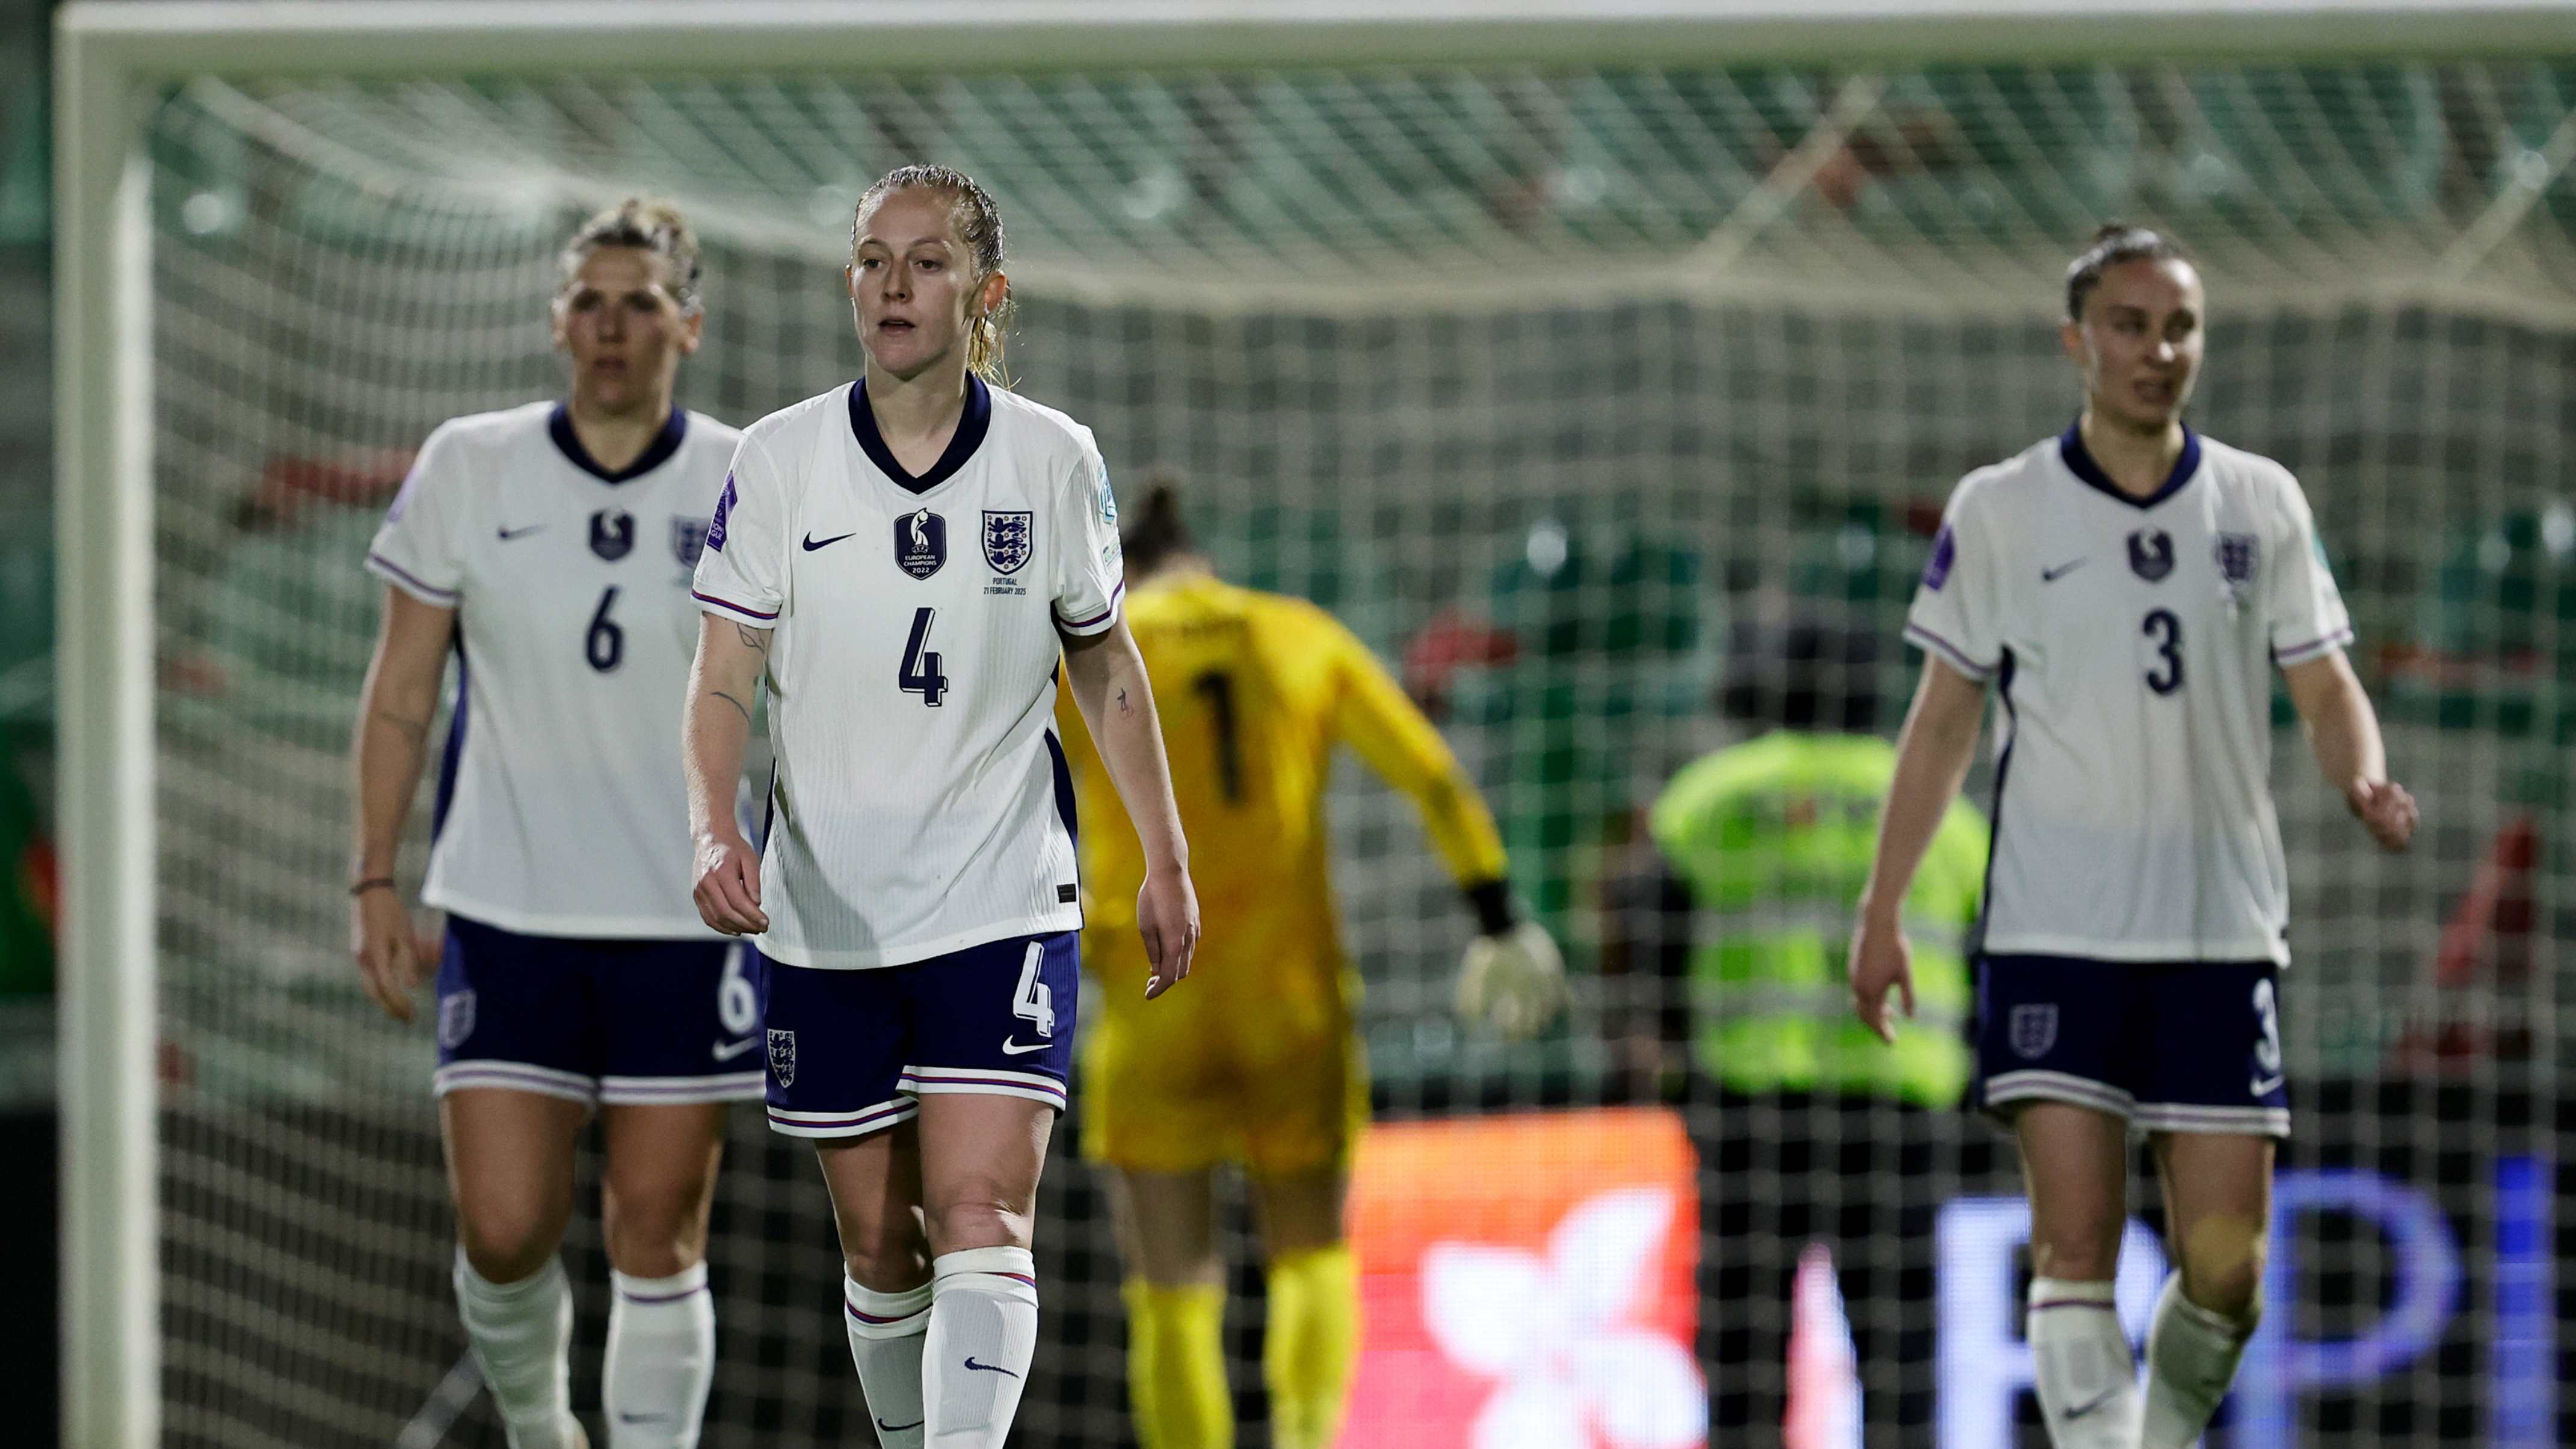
[845,1274,934,1449]
[454,1250,582,1449]
[920,1247,1041,1449]
[603,1263,715,1448]
[2026,1277,2140,1449]
[2141,1274,2257,1449]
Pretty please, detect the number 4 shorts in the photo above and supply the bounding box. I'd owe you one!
[757,930,1080,1138]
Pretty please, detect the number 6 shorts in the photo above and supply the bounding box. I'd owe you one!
[1971,954,2291,1138]
[431,914,767,1107]
[758,930,1080,1138]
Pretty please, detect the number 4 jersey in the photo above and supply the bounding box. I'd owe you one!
[1904,424,2351,965]
[366,402,742,938]
[690,377,1125,971]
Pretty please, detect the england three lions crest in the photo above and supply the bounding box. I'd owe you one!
[982,510,1034,575]
[2008,1003,2058,1060]
[671,516,710,569]
[2215,531,2259,599]
[766,1028,797,1087]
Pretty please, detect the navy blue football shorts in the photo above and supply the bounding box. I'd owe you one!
[758,930,1080,1139]
[431,914,765,1108]
[1972,954,2291,1138]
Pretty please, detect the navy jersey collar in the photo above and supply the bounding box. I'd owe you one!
[549,403,687,484]
[849,375,993,496]
[2059,418,2201,510]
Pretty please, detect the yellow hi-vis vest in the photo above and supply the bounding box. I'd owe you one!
[1648,731,1989,1108]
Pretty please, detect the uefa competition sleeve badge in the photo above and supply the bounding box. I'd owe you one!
[1097,460,1118,525]
[705,475,735,552]
[1921,524,1956,592]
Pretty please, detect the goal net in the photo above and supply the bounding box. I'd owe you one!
[101,26,2575,1449]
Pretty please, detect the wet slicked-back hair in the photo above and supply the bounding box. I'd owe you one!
[2064,221,2189,321]
[1120,474,1196,578]
[854,164,1014,385]
[559,197,702,311]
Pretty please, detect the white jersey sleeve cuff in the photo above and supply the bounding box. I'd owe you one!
[694,589,781,626]
[1053,579,1125,637]
[366,552,459,607]
[2272,626,2354,667]
[1903,622,1995,681]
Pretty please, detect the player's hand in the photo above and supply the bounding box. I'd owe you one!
[2348,778,2418,853]
[1847,910,1917,1046]
[1136,865,1200,999]
[1455,921,1568,1041]
[692,830,769,937]
[350,886,428,1023]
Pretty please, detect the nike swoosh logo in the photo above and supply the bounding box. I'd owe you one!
[2250,1072,2285,1096]
[2063,1386,2119,1420]
[497,524,546,541]
[713,1037,760,1061]
[2041,558,2087,582]
[877,1418,925,1433]
[963,1357,1021,1378]
[999,1038,1050,1055]
[802,531,856,551]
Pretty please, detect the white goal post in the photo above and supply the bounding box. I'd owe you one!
[53,2,2576,1446]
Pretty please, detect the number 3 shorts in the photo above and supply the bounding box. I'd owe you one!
[1971,954,2291,1138]
[431,913,766,1107]
[757,930,1080,1138]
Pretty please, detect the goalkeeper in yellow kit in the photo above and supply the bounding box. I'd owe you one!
[1057,482,1565,1449]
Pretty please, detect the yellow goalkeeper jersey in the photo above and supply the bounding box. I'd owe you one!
[1056,572,1508,1006]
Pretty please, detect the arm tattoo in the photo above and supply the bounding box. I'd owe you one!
[733,623,771,654]
[707,690,753,727]
[1115,687,1134,717]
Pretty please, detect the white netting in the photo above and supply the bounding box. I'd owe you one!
[145,55,2571,1449]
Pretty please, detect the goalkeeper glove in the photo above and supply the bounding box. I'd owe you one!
[1455,921,1568,1041]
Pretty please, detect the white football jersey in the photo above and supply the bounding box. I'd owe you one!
[1905,425,2352,965]
[690,377,1126,970]
[367,402,741,938]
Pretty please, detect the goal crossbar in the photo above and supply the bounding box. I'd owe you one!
[54,3,2576,1445]
[60,1,2576,77]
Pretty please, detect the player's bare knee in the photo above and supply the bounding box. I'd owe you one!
[843,1243,932,1294]
[601,1168,716,1273]
[2028,1214,2124,1283]
[2027,1199,2125,1281]
[925,1196,1034,1256]
[835,1202,932,1290]
[2029,1241,2118,1284]
[2177,1217,2267,1321]
[457,1213,561,1284]
[601,1201,706,1279]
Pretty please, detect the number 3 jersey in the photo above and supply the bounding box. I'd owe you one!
[366,402,742,938]
[1904,424,2352,965]
[691,377,1126,971]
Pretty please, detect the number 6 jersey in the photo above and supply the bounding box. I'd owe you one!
[366,402,742,938]
[1903,424,2351,965]
[690,377,1126,970]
